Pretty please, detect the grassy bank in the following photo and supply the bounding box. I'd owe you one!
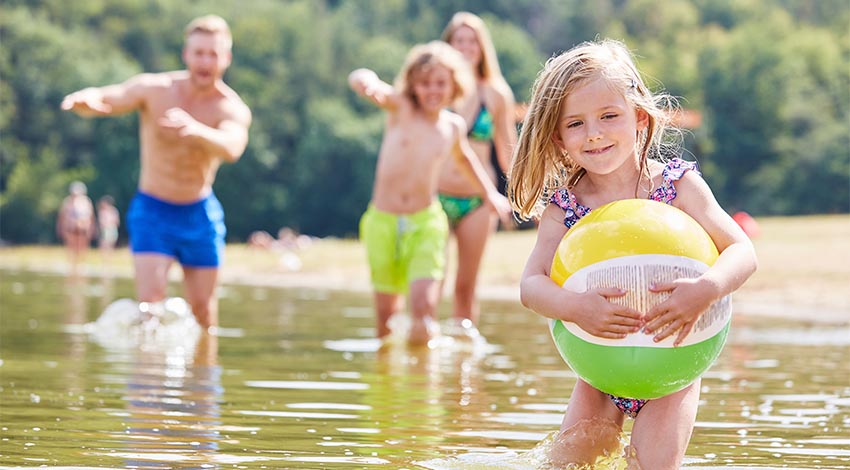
[1,214,848,323]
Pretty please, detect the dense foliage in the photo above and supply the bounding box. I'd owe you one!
[1,0,847,243]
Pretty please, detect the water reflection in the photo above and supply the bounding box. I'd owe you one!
[79,280,222,468]
[0,271,848,469]
[63,273,90,397]
[96,333,222,469]
[124,334,223,468]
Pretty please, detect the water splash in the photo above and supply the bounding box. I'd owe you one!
[87,297,201,352]
[416,431,633,470]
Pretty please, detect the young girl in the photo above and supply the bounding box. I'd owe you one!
[439,12,518,339]
[507,39,757,469]
[349,41,511,346]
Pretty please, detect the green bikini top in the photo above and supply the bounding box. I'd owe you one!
[468,104,494,142]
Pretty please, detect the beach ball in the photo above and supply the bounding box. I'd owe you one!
[549,199,731,399]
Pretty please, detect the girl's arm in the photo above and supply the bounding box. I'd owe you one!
[488,84,518,174]
[451,117,512,224]
[521,205,644,338]
[348,68,398,110]
[645,171,758,345]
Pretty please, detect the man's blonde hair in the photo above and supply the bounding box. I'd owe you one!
[393,41,475,109]
[184,14,232,49]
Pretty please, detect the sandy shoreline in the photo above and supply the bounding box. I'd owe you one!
[226,268,850,325]
[2,214,848,325]
[3,256,847,326]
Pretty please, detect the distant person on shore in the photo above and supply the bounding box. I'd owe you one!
[349,41,512,346]
[56,181,96,271]
[247,227,309,271]
[96,195,120,259]
[439,12,518,339]
[508,39,757,469]
[248,230,275,249]
[61,14,252,330]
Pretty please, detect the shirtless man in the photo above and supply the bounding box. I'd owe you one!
[349,41,511,346]
[61,15,252,330]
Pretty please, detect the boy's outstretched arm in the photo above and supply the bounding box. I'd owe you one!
[348,68,397,110]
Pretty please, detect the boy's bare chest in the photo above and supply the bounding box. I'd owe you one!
[391,119,453,158]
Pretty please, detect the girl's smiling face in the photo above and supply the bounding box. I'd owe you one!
[553,76,648,176]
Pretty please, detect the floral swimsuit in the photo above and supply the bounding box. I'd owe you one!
[549,158,699,418]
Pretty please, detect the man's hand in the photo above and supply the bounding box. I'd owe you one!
[158,108,202,138]
[60,88,113,116]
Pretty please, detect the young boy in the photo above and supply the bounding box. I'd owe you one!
[349,41,511,346]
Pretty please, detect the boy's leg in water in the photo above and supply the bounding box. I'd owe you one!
[407,278,441,346]
[374,292,403,339]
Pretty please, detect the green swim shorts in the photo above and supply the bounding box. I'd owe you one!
[359,201,449,294]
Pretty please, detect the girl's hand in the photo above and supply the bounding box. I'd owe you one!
[644,278,718,346]
[565,288,644,339]
[484,192,513,226]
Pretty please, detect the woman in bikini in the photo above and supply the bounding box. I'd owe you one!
[438,12,518,338]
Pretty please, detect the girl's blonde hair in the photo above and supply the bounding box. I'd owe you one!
[394,41,475,109]
[441,12,511,94]
[508,38,681,220]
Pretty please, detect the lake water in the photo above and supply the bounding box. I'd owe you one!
[0,270,848,469]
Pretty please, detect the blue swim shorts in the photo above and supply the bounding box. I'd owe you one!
[127,191,226,268]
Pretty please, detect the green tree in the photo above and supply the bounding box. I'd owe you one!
[292,98,383,236]
[700,11,849,214]
[1,0,848,244]
[0,6,138,242]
